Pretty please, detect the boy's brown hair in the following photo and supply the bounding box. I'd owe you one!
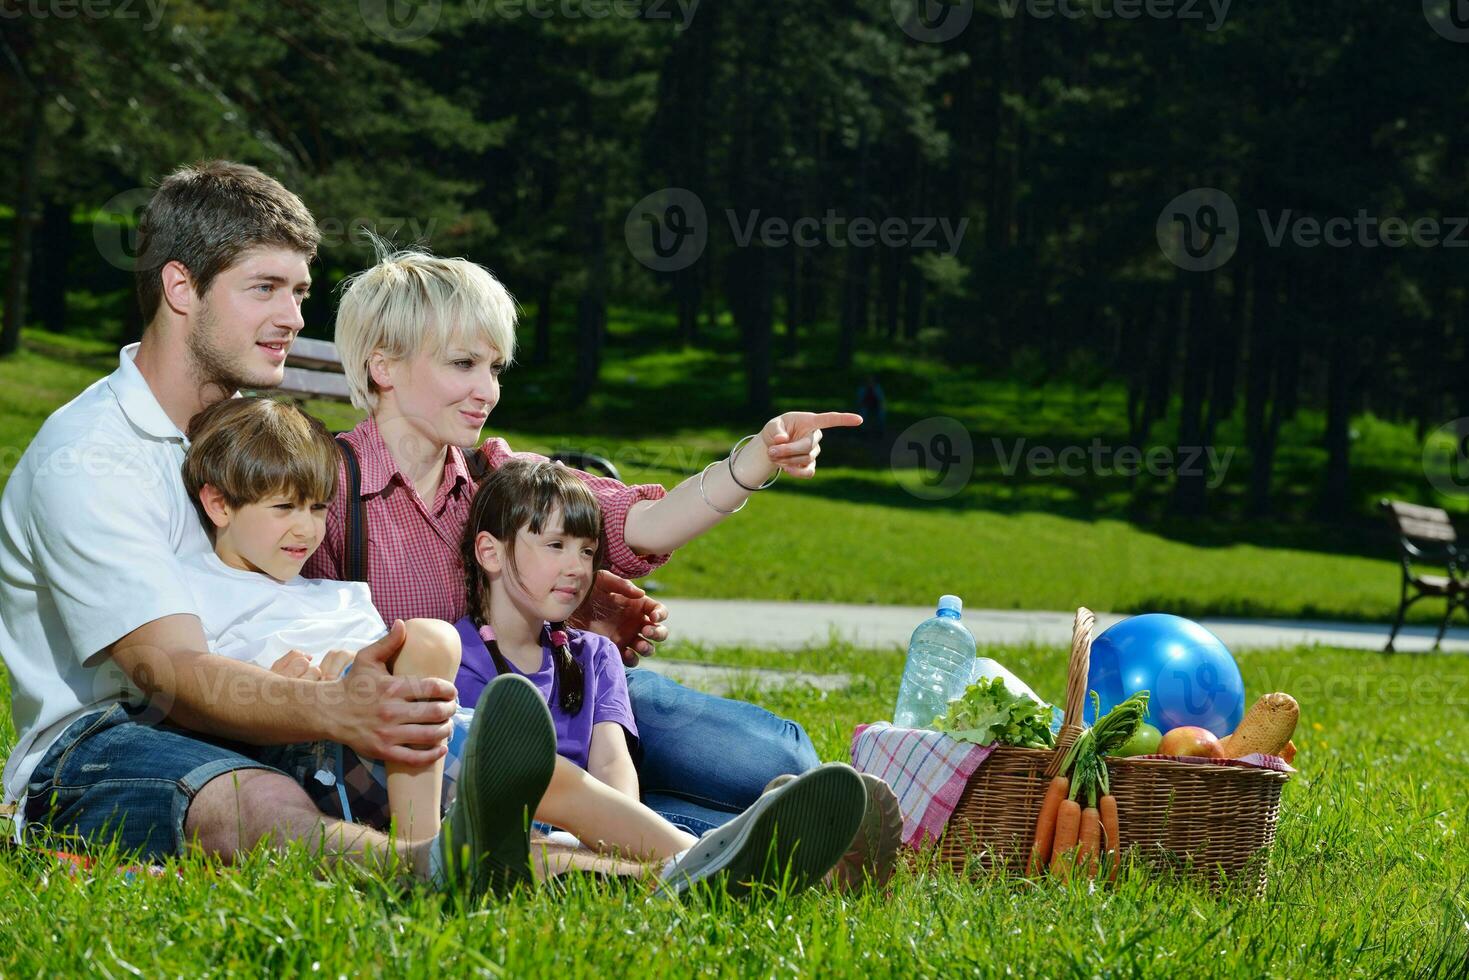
[135,160,320,323]
[182,398,339,527]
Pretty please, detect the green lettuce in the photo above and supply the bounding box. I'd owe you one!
[931,676,1057,748]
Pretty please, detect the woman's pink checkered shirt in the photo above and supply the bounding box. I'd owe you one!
[303,416,670,625]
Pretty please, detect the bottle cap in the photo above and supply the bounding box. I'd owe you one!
[937,594,963,616]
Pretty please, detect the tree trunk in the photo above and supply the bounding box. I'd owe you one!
[729,243,773,416]
[1245,256,1279,518]
[2,84,44,357]
[676,266,700,347]
[532,277,553,366]
[837,243,870,370]
[573,189,606,409]
[1319,259,1354,520]
[29,198,71,335]
[901,255,924,341]
[880,247,901,340]
[782,244,800,358]
[1171,271,1213,517]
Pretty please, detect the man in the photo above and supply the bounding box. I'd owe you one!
[0,162,568,890]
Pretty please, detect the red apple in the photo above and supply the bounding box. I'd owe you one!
[1157,725,1225,759]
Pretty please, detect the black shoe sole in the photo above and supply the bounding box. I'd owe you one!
[451,674,557,899]
[717,763,867,900]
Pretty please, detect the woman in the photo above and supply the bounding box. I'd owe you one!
[304,246,859,834]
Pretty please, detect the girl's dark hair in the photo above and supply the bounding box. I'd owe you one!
[462,459,605,715]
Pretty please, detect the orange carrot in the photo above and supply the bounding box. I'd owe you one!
[1048,799,1082,879]
[1076,806,1102,878]
[1029,776,1069,876]
[1099,795,1121,882]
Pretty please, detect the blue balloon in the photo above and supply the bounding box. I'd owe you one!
[1084,614,1245,736]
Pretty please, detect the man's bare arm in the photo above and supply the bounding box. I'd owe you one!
[109,615,455,766]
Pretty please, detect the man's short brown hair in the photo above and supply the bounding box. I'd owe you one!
[182,398,339,528]
[135,160,320,323]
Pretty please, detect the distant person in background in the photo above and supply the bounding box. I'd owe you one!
[855,374,887,456]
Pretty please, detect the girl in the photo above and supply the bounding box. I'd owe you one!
[456,459,649,793]
[456,458,902,889]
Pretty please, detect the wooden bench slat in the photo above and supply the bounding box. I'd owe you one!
[1398,516,1457,543]
[285,337,347,373]
[1387,501,1452,525]
[272,367,353,401]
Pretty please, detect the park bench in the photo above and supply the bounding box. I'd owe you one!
[1379,499,1468,652]
[276,338,622,480]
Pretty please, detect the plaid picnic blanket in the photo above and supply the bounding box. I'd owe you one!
[849,722,995,847]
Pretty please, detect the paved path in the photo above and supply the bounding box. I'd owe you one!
[652,598,1469,655]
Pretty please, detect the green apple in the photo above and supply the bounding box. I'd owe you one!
[1116,723,1163,757]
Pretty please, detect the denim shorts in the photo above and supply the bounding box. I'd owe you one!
[22,703,361,861]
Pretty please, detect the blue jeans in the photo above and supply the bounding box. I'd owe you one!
[624,668,820,836]
[22,703,355,860]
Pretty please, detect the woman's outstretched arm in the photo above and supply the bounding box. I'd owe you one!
[621,411,862,556]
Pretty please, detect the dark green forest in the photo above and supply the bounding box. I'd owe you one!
[4,0,1468,523]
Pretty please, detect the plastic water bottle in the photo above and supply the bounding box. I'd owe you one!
[893,595,976,729]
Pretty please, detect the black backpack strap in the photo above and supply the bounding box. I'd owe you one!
[462,443,490,483]
[336,437,369,583]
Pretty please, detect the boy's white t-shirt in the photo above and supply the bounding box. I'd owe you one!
[179,551,388,668]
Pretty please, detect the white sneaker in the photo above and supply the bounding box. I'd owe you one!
[654,762,866,900]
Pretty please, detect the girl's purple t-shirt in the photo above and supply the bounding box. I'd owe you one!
[452,617,638,770]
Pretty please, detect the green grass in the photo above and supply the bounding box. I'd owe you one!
[2,642,1466,976]
[2,324,1466,624]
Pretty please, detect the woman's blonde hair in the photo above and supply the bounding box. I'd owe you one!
[335,242,518,412]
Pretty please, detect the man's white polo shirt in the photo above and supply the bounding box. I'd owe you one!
[0,344,210,806]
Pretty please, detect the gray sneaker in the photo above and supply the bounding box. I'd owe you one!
[655,762,866,900]
[766,771,903,891]
[435,674,557,901]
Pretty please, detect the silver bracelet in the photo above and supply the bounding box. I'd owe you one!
[728,434,781,492]
[699,459,748,515]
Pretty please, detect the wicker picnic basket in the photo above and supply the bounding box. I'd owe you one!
[937,608,1291,895]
